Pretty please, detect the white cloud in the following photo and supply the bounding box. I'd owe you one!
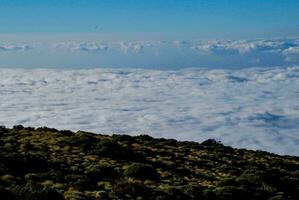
[1,38,299,55]
[1,37,299,68]
[0,44,32,52]
[54,42,109,52]
[0,66,299,155]
[119,41,154,53]
[283,47,299,62]
[190,39,299,55]
[3,38,298,59]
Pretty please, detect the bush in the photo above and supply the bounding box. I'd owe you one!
[135,134,154,141]
[24,170,64,183]
[0,126,8,134]
[112,134,136,143]
[86,165,120,185]
[113,180,151,199]
[0,164,7,175]
[158,138,178,147]
[267,195,286,200]
[95,190,109,200]
[12,184,64,200]
[217,177,238,186]
[64,189,89,200]
[201,139,222,147]
[95,140,121,156]
[60,132,96,151]
[0,187,14,200]
[12,125,25,131]
[236,170,263,186]
[93,140,146,162]
[24,127,35,131]
[58,130,74,136]
[181,185,204,199]
[202,189,218,200]
[0,153,49,175]
[160,186,191,200]
[1,174,16,186]
[64,174,90,191]
[36,127,58,132]
[124,163,160,181]
[213,186,248,200]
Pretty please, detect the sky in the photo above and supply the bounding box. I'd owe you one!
[0,0,299,68]
[0,0,299,37]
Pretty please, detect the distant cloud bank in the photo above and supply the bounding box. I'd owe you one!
[1,66,299,155]
[0,44,32,51]
[0,37,299,68]
[53,38,299,56]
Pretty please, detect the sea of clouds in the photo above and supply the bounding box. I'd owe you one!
[1,67,299,155]
[1,37,299,68]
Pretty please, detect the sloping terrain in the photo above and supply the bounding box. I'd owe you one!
[0,126,298,200]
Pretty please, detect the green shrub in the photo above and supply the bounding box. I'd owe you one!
[1,174,16,186]
[24,127,35,131]
[0,126,8,134]
[0,164,7,175]
[124,163,160,181]
[93,140,146,162]
[201,139,222,146]
[135,134,154,141]
[36,127,58,132]
[112,180,151,199]
[58,130,74,136]
[95,140,121,156]
[112,134,136,143]
[267,195,286,200]
[95,190,109,200]
[202,189,218,200]
[12,184,64,200]
[12,125,25,131]
[161,186,191,200]
[86,165,120,185]
[236,170,262,186]
[0,153,49,175]
[61,132,96,150]
[64,174,90,191]
[181,185,203,199]
[158,138,178,147]
[64,189,89,200]
[0,187,14,200]
[213,186,248,200]
[24,170,64,183]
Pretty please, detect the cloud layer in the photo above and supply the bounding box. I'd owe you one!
[53,38,299,56]
[1,67,299,155]
[0,44,32,51]
[1,37,299,68]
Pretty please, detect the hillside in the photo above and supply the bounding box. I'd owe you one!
[0,125,298,200]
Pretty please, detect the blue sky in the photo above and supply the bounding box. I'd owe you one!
[1,0,298,38]
[0,0,299,68]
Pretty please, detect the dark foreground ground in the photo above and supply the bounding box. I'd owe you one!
[0,126,298,200]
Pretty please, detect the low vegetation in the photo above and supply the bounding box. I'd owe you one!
[0,125,298,199]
